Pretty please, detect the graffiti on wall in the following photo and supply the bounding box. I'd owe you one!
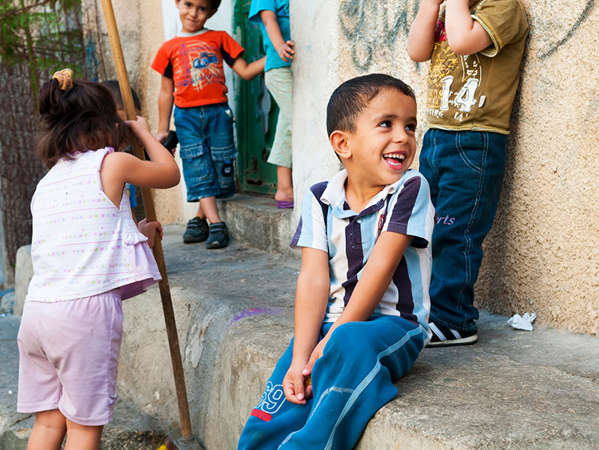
[537,0,595,59]
[340,0,596,69]
[339,0,418,71]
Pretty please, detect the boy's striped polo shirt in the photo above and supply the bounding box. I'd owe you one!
[291,169,435,330]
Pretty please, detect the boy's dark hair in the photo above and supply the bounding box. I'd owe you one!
[101,79,142,112]
[207,0,221,10]
[326,74,416,136]
[37,77,131,168]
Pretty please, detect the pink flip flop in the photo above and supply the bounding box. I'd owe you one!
[276,200,294,209]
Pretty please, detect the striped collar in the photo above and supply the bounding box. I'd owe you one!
[320,169,405,219]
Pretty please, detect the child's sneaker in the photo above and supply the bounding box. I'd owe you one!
[183,217,209,243]
[206,222,230,249]
[427,322,478,347]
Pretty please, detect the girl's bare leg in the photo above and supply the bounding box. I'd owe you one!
[64,418,103,450]
[28,409,66,450]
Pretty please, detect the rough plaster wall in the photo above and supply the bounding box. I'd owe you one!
[140,0,185,224]
[335,0,599,334]
[291,0,343,224]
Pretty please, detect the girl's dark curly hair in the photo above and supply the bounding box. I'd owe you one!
[37,75,131,168]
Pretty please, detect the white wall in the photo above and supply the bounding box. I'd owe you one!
[290,1,342,214]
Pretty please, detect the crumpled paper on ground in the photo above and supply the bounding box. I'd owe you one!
[507,312,536,331]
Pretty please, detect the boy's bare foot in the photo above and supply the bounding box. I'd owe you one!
[274,189,294,203]
[274,166,294,206]
[275,188,294,208]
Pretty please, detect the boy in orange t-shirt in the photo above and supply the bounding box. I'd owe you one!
[152,0,264,248]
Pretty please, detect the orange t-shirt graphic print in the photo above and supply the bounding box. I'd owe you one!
[152,30,244,108]
[184,40,223,92]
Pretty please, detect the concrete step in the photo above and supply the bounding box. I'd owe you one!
[217,194,295,255]
[11,227,599,449]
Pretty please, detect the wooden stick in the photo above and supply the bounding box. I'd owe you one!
[100,0,193,441]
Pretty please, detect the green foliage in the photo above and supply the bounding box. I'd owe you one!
[0,0,84,75]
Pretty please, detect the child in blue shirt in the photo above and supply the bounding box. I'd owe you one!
[249,0,295,208]
[238,74,435,449]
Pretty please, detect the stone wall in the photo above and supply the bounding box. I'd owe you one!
[294,0,598,334]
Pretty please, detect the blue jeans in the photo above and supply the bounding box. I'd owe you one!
[419,129,507,333]
[238,317,426,450]
[174,103,237,201]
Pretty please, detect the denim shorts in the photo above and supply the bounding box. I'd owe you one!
[174,103,237,201]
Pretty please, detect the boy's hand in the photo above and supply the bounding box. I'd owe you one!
[283,360,312,404]
[155,130,170,143]
[138,218,163,248]
[302,335,329,380]
[125,116,151,136]
[277,40,295,62]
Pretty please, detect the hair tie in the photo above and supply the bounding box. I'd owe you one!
[52,68,73,91]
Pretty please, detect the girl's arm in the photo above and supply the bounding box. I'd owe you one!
[407,0,444,62]
[260,10,295,62]
[231,56,266,80]
[445,0,492,55]
[283,247,329,404]
[100,116,180,206]
[156,76,174,142]
[302,232,412,375]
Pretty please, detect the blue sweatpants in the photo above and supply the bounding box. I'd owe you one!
[238,316,426,450]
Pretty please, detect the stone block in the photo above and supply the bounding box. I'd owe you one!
[14,246,31,317]
[0,291,15,315]
[113,227,599,449]
[9,226,599,449]
[217,194,296,256]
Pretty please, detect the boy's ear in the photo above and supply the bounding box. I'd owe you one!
[329,130,351,161]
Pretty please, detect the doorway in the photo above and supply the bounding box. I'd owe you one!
[233,0,279,194]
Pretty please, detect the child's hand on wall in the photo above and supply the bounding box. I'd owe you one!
[138,218,163,248]
[277,40,295,62]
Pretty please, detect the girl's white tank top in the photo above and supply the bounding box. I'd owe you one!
[26,147,161,302]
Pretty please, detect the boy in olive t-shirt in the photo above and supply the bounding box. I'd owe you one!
[407,0,528,346]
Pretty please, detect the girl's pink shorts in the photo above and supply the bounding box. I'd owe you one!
[17,291,123,426]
